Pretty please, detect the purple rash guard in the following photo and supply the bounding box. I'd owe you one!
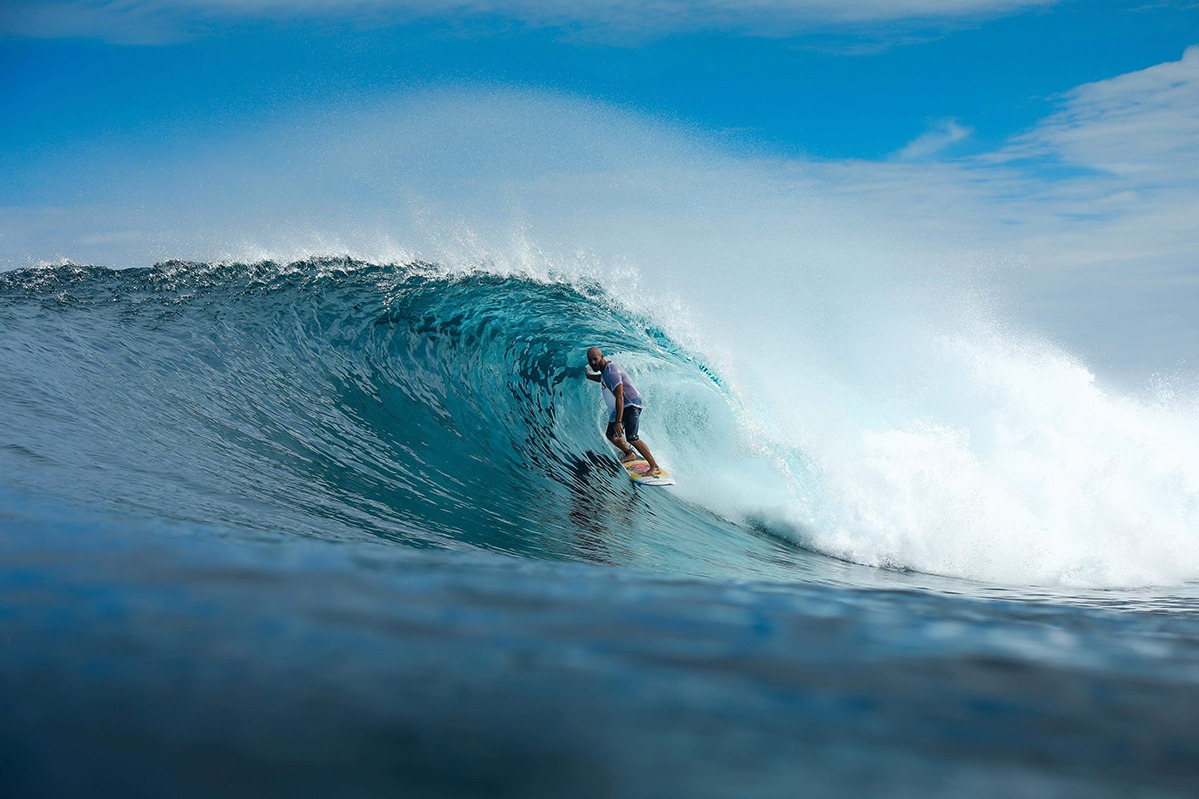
[601,361,644,423]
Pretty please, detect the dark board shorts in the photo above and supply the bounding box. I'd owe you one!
[607,406,643,442]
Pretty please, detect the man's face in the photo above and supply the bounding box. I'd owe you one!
[587,350,603,371]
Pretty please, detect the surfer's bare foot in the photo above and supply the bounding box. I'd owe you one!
[620,451,639,463]
[648,468,664,477]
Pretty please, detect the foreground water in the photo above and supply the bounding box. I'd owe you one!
[2,260,1198,797]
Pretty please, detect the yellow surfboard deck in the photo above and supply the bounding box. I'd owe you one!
[621,458,676,486]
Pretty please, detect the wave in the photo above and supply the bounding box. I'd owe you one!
[3,257,1199,590]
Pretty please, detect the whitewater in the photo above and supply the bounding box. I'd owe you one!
[3,248,1199,797]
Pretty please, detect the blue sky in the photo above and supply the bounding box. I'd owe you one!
[1,1,1198,375]
[2,1,1195,162]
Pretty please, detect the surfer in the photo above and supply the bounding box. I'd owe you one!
[585,347,664,477]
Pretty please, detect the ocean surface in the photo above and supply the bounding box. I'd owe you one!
[2,258,1199,798]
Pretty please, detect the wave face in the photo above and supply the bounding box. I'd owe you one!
[0,258,810,580]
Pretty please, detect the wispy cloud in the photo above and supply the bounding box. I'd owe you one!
[998,45,1199,182]
[813,46,1199,370]
[892,118,974,161]
[1,0,1060,44]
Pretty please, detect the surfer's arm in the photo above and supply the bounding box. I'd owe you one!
[613,383,625,426]
[585,368,601,382]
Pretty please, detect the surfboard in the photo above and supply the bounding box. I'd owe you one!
[621,458,676,486]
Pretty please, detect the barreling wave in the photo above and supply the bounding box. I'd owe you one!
[6,257,1199,591]
[0,258,806,579]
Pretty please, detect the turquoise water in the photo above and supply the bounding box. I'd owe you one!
[2,260,1199,797]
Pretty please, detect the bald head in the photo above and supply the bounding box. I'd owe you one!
[586,347,605,372]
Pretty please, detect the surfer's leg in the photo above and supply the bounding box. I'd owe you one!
[622,408,660,471]
[606,420,636,460]
[629,439,660,472]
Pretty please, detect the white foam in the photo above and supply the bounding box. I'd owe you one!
[736,332,1199,588]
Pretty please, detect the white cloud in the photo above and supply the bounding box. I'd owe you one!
[817,46,1199,372]
[999,45,1199,182]
[1,0,1060,43]
[892,118,974,161]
